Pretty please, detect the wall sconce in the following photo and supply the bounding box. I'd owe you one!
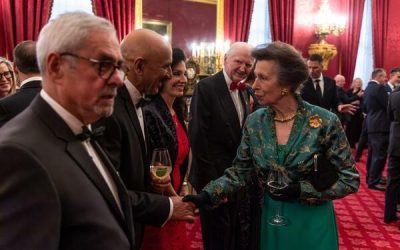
[191,40,230,75]
[308,0,347,70]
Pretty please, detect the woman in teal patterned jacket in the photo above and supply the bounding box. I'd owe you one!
[184,41,360,250]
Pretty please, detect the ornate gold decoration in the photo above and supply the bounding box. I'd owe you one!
[309,115,322,128]
[309,0,346,70]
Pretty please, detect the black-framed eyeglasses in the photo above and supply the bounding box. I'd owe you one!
[0,71,12,79]
[60,52,124,81]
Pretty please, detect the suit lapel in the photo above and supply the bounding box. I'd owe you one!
[31,96,130,234]
[214,72,242,139]
[118,86,147,156]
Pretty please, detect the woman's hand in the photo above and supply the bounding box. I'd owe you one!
[267,183,301,201]
[179,182,190,196]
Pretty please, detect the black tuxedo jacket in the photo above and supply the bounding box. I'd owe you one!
[97,85,170,246]
[301,76,339,112]
[0,96,135,249]
[364,81,390,133]
[189,71,250,192]
[0,80,41,127]
[388,89,400,156]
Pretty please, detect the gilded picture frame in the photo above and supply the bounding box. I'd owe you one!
[142,19,172,40]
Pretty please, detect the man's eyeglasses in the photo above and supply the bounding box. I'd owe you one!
[60,52,124,81]
[0,71,12,79]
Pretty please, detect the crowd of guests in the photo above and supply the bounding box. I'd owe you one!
[14,10,400,250]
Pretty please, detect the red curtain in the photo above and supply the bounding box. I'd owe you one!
[224,0,255,42]
[92,0,135,41]
[372,0,389,68]
[269,0,295,44]
[0,0,52,60]
[339,0,365,87]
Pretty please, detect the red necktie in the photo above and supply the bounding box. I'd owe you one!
[230,82,246,91]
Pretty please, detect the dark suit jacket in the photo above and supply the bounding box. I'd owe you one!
[0,80,41,127]
[188,71,250,192]
[363,81,390,133]
[98,85,170,246]
[0,96,135,250]
[301,76,339,112]
[388,89,400,156]
[143,95,189,192]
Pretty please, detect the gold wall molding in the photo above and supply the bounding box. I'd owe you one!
[135,0,143,29]
[185,0,217,4]
[216,0,224,41]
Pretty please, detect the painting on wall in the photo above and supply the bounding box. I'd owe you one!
[143,19,172,40]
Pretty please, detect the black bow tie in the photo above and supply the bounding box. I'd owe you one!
[136,97,150,108]
[76,126,106,141]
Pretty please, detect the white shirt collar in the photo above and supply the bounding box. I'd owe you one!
[20,76,42,87]
[124,79,143,106]
[223,69,233,87]
[388,82,395,90]
[40,89,85,135]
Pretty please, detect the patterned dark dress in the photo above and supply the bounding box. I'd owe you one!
[203,97,360,250]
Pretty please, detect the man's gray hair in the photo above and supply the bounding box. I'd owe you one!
[36,12,117,73]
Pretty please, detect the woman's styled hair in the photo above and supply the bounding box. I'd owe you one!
[252,41,308,92]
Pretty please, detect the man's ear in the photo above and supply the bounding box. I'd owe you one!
[133,57,145,75]
[13,62,20,75]
[47,53,64,82]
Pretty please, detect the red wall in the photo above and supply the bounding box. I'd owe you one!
[143,0,216,57]
[384,0,400,72]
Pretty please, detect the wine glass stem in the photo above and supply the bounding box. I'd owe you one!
[275,201,282,218]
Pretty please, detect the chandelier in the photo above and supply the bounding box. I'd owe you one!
[309,0,347,70]
[314,0,346,42]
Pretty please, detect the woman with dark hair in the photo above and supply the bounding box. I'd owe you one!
[0,57,17,98]
[184,42,359,250]
[141,48,190,250]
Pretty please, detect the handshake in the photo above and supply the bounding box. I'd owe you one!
[170,192,211,223]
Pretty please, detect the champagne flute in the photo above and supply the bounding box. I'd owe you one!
[267,168,289,226]
[150,148,172,195]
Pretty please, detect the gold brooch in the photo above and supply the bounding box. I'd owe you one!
[309,115,322,128]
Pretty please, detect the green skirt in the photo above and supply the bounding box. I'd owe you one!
[260,195,338,250]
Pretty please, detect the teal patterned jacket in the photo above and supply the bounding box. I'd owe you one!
[204,98,360,206]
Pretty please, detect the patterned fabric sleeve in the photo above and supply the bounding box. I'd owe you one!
[299,114,360,204]
[203,121,257,206]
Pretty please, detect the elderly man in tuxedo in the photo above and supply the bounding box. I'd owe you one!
[189,42,254,250]
[0,40,42,127]
[0,12,194,250]
[97,29,194,248]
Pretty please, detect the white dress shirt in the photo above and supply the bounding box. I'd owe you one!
[124,80,146,141]
[40,90,122,212]
[223,69,245,126]
[313,75,324,95]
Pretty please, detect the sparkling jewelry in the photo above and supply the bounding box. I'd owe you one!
[274,113,296,123]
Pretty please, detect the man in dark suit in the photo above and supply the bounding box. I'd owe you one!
[0,40,42,127]
[364,68,389,191]
[98,29,193,248]
[189,42,253,250]
[0,12,194,250]
[384,88,400,223]
[301,54,339,112]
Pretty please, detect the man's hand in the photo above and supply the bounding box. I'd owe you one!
[170,196,196,223]
[338,103,358,115]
